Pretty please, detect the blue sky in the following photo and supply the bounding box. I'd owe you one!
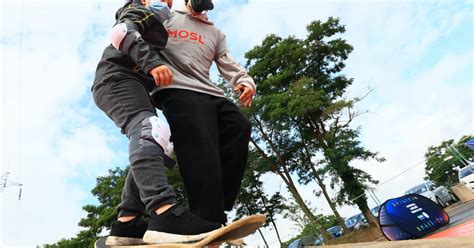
[1,0,472,246]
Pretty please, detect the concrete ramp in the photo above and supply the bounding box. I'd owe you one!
[451,184,474,202]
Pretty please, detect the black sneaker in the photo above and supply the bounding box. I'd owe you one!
[105,217,147,246]
[143,204,222,244]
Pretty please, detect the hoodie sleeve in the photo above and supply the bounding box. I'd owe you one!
[110,4,168,74]
[215,34,256,93]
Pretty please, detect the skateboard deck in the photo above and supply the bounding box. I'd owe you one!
[95,214,266,248]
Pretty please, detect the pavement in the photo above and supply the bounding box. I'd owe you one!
[443,200,474,227]
[426,200,474,237]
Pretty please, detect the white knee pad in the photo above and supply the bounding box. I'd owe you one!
[149,116,175,158]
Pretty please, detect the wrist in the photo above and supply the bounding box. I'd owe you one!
[240,82,256,94]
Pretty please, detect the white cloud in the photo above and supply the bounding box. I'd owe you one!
[1,2,121,246]
[354,51,472,189]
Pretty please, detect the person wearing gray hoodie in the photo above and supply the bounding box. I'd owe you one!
[151,0,256,225]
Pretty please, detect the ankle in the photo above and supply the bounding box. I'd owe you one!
[118,216,137,222]
[155,203,175,215]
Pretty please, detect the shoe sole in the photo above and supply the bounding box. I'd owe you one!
[106,236,146,246]
[143,228,219,244]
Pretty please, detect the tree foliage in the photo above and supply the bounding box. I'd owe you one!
[282,202,338,247]
[244,17,383,228]
[233,150,289,245]
[234,150,287,220]
[425,135,474,186]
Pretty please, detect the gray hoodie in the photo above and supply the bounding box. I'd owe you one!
[151,9,256,98]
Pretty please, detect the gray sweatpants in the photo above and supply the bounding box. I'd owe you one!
[92,74,177,217]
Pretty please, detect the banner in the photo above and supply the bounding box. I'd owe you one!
[378,194,449,240]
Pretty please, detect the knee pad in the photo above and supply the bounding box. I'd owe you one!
[148,116,175,158]
[130,116,175,168]
[110,22,145,53]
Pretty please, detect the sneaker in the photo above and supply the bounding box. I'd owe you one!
[143,204,222,244]
[105,217,147,246]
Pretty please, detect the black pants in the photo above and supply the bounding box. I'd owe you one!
[154,89,251,224]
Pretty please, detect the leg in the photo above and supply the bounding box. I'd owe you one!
[118,168,146,219]
[113,114,222,244]
[122,112,177,214]
[155,89,227,224]
[93,77,176,217]
[118,116,177,220]
[216,99,251,211]
[92,78,174,246]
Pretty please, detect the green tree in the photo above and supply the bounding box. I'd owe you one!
[282,202,338,247]
[234,150,288,247]
[290,126,350,233]
[244,17,384,229]
[43,167,127,247]
[218,66,335,240]
[425,135,474,186]
[247,116,333,240]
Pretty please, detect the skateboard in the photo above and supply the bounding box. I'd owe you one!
[95,214,266,247]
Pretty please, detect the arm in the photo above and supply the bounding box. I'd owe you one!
[216,53,257,93]
[216,53,256,107]
[215,35,256,107]
[110,4,167,75]
[215,33,256,92]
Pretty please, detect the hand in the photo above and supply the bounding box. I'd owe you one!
[234,84,254,107]
[150,65,173,87]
